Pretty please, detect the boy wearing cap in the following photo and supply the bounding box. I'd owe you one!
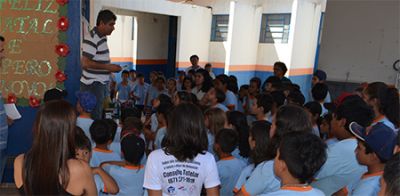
[76,91,97,142]
[100,134,146,195]
[311,96,375,195]
[348,122,397,195]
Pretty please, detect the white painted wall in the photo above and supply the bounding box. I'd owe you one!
[92,0,212,66]
[318,0,400,84]
[228,0,262,67]
[257,0,293,67]
[289,0,322,71]
[108,15,134,59]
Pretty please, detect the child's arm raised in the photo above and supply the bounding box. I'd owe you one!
[92,167,119,194]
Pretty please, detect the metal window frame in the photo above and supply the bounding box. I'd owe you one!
[211,14,229,42]
[260,13,291,44]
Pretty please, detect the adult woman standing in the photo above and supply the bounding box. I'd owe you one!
[14,100,97,195]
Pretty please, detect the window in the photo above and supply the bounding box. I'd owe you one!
[210,15,229,42]
[260,14,291,44]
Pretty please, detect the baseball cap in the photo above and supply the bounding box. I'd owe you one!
[121,134,145,164]
[349,122,396,161]
[44,88,67,102]
[76,91,97,113]
[314,70,327,81]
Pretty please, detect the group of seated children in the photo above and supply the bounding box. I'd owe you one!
[71,61,399,196]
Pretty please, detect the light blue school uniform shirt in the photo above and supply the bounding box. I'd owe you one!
[242,160,280,195]
[109,133,147,165]
[373,116,397,133]
[217,156,246,196]
[90,148,122,167]
[348,172,382,196]
[215,103,229,112]
[94,174,104,195]
[234,164,255,193]
[103,164,146,196]
[116,83,131,102]
[76,116,94,143]
[260,186,325,196]
[311,138,367,196]
[223,90,238,110]
[133,83,150,106]
[325,137,339,147]
[232,147,249,165]
[154,127,167,150]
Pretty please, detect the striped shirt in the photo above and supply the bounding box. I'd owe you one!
[81,27,111,85]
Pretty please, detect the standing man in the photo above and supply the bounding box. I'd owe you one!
[81,10,122,119]
[0,35,13,183]
[185,55,201,74]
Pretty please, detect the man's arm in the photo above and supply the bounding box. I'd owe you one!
[81,56,122,72]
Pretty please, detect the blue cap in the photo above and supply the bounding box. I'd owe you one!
[76,91,97,113]
[349,122,396,161]
[313,70,327,81]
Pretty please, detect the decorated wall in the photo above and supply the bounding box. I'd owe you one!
[0,0,82,182]
[0,0,70,107]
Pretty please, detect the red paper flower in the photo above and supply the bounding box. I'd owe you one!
[29,96,41,108]
[55,70,67,82]
[55,44,69,57]
[7,93,17,104]
[57,17,69,31]
[56,0,68,6]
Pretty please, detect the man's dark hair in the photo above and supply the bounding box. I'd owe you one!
[335,95,374,132]
[75,126,91,150]
[215,129,238,154]
[129,69,136,73]
[215,88,226,103]
[304,101,322,117]
[312,83,329,101]
[90,120,112,145]
[0,36,4,42]
[164,103,208,161]
[278,132,327,184]
[256,93,274,114]
[383,153,400,196]
[205,63,212,68]
[96,9,117,26]
[190,55,199,60]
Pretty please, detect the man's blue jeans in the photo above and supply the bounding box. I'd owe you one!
[80,82,107,120]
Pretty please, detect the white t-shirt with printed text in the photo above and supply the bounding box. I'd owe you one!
[144,149,220,195]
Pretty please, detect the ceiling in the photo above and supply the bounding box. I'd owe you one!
[167,0,217,7]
